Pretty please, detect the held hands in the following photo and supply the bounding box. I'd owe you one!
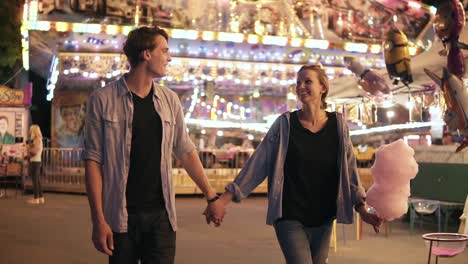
[357,204,383,233]
[203,199,225,227]
[91,220,114,256]
[203,192,231,227]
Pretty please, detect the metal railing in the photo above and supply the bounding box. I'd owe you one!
[24,148,86,193]
[25,147,267,194]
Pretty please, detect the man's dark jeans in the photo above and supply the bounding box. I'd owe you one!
[109,209,176,264]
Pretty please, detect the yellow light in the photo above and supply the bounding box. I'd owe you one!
[20,24,27,39]
[409,46,417,56]
[408,1,421,9]
[344,42,368,53]
[29,0,38,21]
[106,25,119,35]
[134,14,139,26]
[230,20,240,32]
[287,92,296,100]
[55,22,69,32]
[202,31,215,41]
[254,21,265,35]
[122,26,133,36]
[72,23,86,33]
[171,29,198,40]
[37,21,51,31]
[247,34,259,44]
[218,32,244,43]
[72,23,101,34]
[211,109,217,120]
[370,44,381,54]
[22,39,29,70]
[23,21,50,31]
[23,2,28,21]
[262,36,288,46]
[290,38,303,47]
[135,5,140,26]
[21,21,29,34]
[304,39,329,49]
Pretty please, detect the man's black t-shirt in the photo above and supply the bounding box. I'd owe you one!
[126,89,165,213]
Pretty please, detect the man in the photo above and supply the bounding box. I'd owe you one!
[83,26,224,264]
[0,116,15,144]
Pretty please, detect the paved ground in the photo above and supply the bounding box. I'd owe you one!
[0,191,467,264]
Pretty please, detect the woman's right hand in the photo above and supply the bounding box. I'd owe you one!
[92,221,114,256]
[357,204,383,233]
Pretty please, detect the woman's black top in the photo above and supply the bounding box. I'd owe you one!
[281,111,339,227]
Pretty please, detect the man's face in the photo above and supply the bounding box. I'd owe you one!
[146,35,172,78]
[0,119,7,134]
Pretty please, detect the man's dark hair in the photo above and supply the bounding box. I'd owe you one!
[123,26,169,68]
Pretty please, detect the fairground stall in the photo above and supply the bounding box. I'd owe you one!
[20,1,465,200]
[0,84,32,197]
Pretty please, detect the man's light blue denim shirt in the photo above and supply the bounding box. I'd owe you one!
[83,75,195,232]
[226,112,366,225]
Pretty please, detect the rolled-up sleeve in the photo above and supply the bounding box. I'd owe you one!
[172,97,195,159]
[83,92,103,164]
[225,144,268,202]
[226,117,280,202]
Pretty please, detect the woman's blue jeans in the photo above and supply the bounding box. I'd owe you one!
[274,219,333,264]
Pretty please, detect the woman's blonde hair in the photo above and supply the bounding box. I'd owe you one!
[30,124,43,141]
[298,64,329,109]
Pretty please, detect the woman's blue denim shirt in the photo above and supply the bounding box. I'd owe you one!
[226,112,366,225]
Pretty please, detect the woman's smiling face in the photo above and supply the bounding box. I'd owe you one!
[295,69,326,106]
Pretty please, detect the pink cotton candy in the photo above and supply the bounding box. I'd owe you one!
[366,139,418,221]
[367,183,411,197]
[366,186,409,220]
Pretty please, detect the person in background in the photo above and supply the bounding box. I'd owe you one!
[84,26,224,264]
[27,125,44,204]
[0,116,15,145]
[207,64,382,264]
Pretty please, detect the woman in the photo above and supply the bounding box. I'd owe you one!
[27,125,44,204]
[210,64,382,264]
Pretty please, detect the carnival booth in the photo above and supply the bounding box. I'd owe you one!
[0,85,32,196]
[21,0,449,194]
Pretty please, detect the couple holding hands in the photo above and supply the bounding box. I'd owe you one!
[84,26,381,264]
